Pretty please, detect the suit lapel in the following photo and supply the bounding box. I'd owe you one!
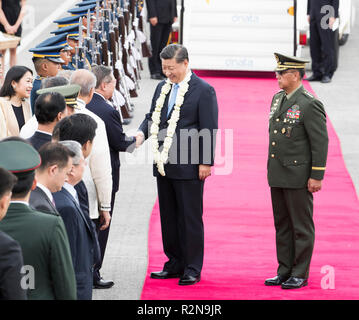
[62,188,92,233]
[164,73,196,120]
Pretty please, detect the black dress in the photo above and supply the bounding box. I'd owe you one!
[0,0,22,37]
[12,104,25,130]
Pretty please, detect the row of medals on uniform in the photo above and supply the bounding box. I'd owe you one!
[73,0,150,123]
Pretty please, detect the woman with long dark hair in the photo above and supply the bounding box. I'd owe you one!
[0,65,33,137]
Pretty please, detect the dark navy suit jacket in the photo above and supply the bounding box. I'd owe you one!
[139,73,218,180]
[53,187,95,300]
[27,131,52,151]
[0,231,27,300]
[29,187,59,216]
[307,0,339,21]
[86,93,136,192]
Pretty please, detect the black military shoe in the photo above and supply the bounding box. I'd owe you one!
[150,270,182,279]
[93,278,114,289]
[281,277,308,289]
[320,76,332,83]
[306,75,322,81]
[264,275,289,286]
[178,274,201,286]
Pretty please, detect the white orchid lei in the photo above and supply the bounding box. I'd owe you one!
[150,72,191,176]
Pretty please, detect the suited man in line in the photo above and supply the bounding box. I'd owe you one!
[0,139,76,300]
[146,0,178,80]
[29,142,73,216]
[20,76,70,140]
[136,44,218,285]
[52,113,103,289]
[27,92,68,151]
[0,167,27,300]
[70,69,112,241]
[54,140,97,300]
[87,65,136,289]
[306,0,339,83]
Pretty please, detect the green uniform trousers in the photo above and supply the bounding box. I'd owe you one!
[270,187,314,279]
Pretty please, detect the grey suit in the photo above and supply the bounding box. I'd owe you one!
[29,187,59,216]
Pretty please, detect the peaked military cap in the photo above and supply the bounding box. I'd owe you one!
[53,15,80,28]
[76,0,103,7]
[36,34,73,51]
[0,141,41,174]
[51,24,84,40]
[29,45,65,64]
[68,3,96,16]
[37,84,81,109]
[274,52,309,72]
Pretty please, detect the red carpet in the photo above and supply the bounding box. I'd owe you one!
[140,76,359,300]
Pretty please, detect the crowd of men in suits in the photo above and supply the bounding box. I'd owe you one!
[0,0,150,300]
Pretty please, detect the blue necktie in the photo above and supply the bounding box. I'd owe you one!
[167,84,179,117]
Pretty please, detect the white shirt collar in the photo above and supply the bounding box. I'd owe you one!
[63,182,79,204]
[36,130,52,136]
[10,201,29,206]
[77,98,86,109]
[36,183,54,202]
[94,92,108,103]
[170,70,192,88]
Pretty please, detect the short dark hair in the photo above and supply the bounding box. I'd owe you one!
[0,167,17,198]
[160,44,189,63]
[37,142,72,172]
[12,171,35,198]
[53,113,97,146]
[35,92,67,125]
[41,76,69,89]
[92,65,113,89]
[0,66,33,98]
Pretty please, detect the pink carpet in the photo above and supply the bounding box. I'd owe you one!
[140,76,359,300]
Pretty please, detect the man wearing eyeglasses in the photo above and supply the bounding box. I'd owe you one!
[265,53,329,289]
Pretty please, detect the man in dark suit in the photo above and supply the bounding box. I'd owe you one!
[27,91,68,151]
[29,142,73,216]
[306,0,339,83]
[52,113,104,289]
[87,65,136,288]
[0,139,76,300]
[136,44,218,285]
[0,167,27,300]
[265,53,328,289]
[53,140,97,300]
[146,0,177,79]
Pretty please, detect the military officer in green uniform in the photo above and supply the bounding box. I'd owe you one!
[265,53,329,289]
[0,139,77,300]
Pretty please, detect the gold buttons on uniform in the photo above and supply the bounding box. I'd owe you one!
[294,160,297,164]
[274,130,278,134]
[272,142,276,146]
[276,118,280,122]
[271,154,275,158]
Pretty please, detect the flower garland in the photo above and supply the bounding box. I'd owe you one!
[150,72,191,176]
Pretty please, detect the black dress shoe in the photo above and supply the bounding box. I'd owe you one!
[178,274,201,286]
[93,278,115,289]
[306,75,322,81]
[150,73,164,80]
[320,76,332,83]
[264,275,289,286]
[281,277,308,289]
[150,270,182,279]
